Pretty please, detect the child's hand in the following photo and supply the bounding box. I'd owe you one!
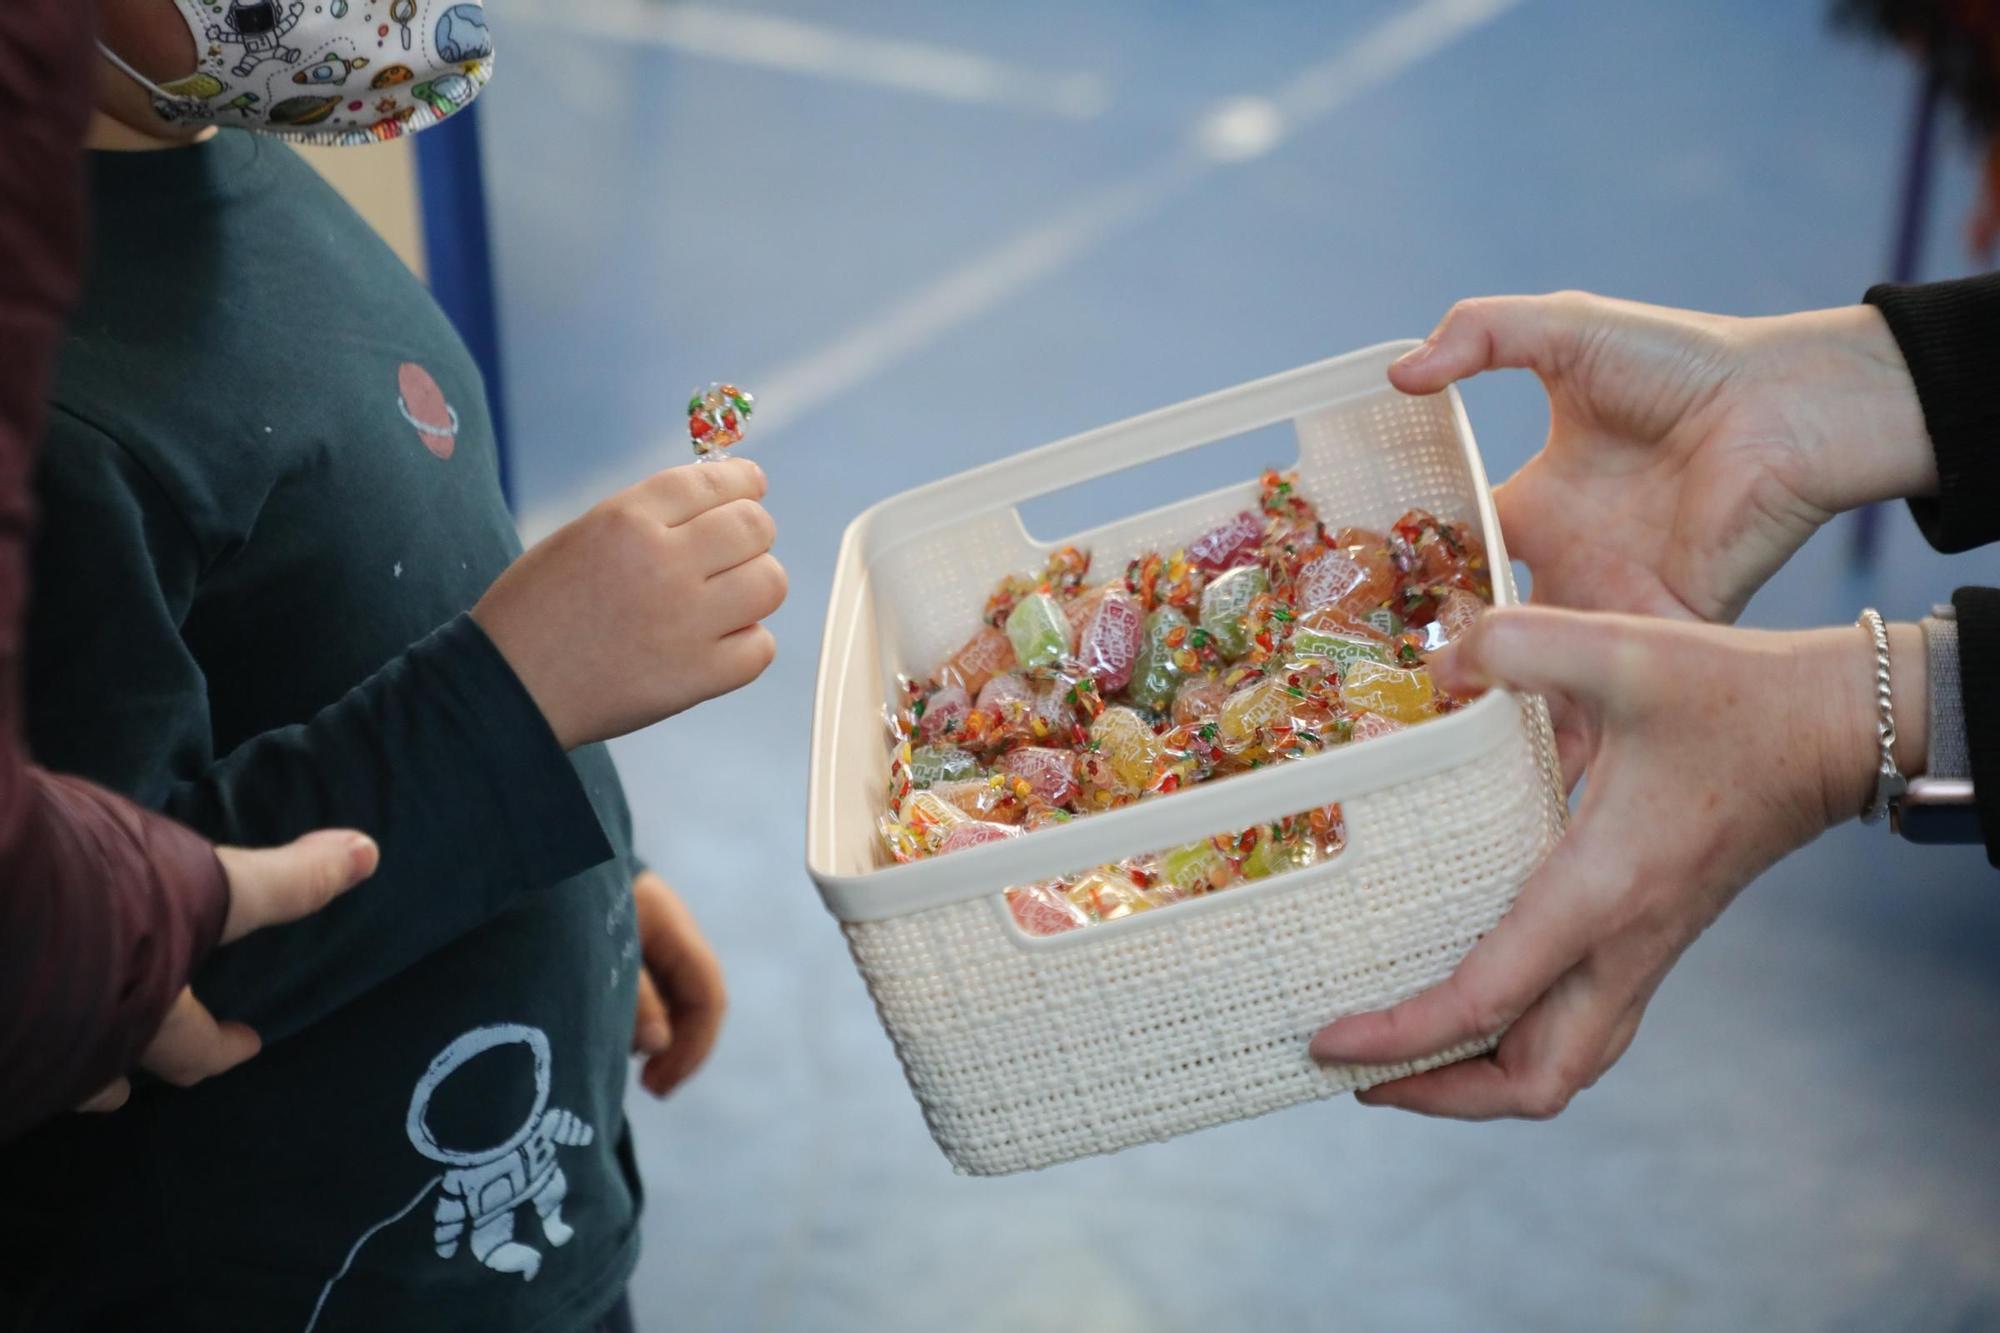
[473,459,786,748]
[629,870,726,1098]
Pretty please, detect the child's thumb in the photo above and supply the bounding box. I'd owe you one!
[215,829,381,943]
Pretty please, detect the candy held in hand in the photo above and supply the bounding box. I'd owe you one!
[1006,592,1070,669]
[688,382,754,459]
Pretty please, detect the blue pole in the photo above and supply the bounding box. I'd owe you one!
[415,100,513,509]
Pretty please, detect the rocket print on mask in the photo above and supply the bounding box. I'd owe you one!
[397,362,459,459]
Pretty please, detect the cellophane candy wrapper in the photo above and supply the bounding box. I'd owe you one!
[875,469,1495,935]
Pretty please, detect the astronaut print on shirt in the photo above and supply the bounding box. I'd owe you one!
[303,1024,594,1332]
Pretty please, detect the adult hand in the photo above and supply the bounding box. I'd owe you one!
[473,457,786,750]
[81,829,380,1111]
[1390,292,1935,623]
[629,870,726,1098]
[1307,605,1925,1120]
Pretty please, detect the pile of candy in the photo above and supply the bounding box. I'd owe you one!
[688,382,755,459]
[878,470,1493,936]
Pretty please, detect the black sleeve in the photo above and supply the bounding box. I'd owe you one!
[1954,587,2000,866]
[1866,274,2000,552]
[28,413,616,1043]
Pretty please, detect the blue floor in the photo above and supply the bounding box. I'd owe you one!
[479,2,2000,1328]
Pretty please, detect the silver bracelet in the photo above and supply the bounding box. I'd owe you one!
[1857,608,1909,824]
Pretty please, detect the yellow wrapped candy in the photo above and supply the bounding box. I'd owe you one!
[1339,660,1436,724]
[1086,706,1163,796]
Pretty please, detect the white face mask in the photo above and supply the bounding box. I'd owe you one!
[99,0,492,146]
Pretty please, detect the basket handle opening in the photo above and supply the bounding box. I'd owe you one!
[1012,417,1303,549]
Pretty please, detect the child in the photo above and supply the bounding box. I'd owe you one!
[0,2,785,1329]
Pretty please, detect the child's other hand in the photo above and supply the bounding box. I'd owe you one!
[630,870,726,1098]
[473,459,786,749]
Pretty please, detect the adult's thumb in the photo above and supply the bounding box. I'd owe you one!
[1430,605,1631,705]
[215,829,380,943]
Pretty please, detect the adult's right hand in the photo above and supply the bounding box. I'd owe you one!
[1389,292,1937,624]
[79,829,380,1111]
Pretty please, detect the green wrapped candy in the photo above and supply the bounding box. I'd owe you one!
[1363,606,1402,639]
[1242,829,1317,881]
[1126,606,1191,712]
[907,745,981,789]
[1005,592,1069,669]
[1291,629,1392,675]
[1197,565,1269,660]
[1158,839,1235,896]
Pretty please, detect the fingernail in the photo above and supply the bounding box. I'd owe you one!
[347,834,380,878]
[1308,1025,1356,1064]
[1392,337,1436,371]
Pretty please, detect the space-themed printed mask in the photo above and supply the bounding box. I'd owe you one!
[98,0,492,146]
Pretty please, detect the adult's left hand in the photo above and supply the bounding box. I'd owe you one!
[1307,606,1923,1120]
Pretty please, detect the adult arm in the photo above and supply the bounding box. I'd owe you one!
[0,0,236,1138]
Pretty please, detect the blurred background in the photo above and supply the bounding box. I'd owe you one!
[311,0,2000,1327]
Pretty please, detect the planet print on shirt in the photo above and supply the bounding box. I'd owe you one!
[397,361,459,459]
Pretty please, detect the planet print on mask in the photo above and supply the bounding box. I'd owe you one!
[397,362,459,459]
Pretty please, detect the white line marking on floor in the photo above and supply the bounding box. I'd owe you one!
[517,0,1523,540]
[501,0,1111,119]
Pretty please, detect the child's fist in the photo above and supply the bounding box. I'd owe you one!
[473,458,786,748]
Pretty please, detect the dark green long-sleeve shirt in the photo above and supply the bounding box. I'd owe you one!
[0,131,644,1333]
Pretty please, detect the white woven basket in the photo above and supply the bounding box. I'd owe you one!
[807,343,1565,1175]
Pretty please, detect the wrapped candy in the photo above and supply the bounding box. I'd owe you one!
[1186,510,1264,571]
[936,819,1019,855]
[1076,586,1144,691]
[917,684,971,744]
[999,746,1080,806]
[880,466,1485,935]
[936,626,1017,695]
[1339,660,1436,724]
[1171,674,1231,726]
[688,382,754,459]
[1157,838,1238,896]
[1127,605,1192,711]
[1197,565,1270,660]
[1080,706,1163,803]
[1008,882,1090,935]
[1005,592,1070,669]
[907,743,980,789]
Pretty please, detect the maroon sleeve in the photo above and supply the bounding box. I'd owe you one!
[0,0,232,1138]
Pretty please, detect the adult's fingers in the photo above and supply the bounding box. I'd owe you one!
[1352,978,1645,1121]
[140,989,262,1087]
[1428,605,1637,706]
[214,830,380,943]
[638,458,766,527]
[683,498,776,577]
[1387,293,1591,396]
[1308,834,1608,1066]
